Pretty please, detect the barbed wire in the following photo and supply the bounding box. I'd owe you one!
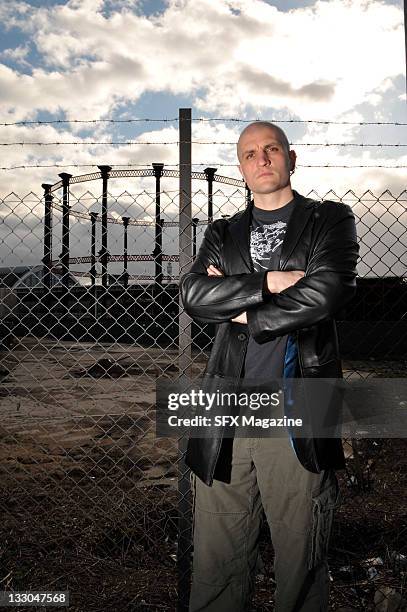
[0,163,405,171]
[196,118,407,126]
[0,141,405,147]
[0,118,179,126]
[1,118,406,126]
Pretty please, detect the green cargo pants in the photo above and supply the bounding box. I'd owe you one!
[189,435,341,612]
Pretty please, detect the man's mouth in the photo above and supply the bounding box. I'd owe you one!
[257,171,274,178]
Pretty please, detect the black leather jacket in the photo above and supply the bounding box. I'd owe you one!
[180,190,359,486]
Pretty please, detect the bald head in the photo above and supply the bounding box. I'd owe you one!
[237,121,290,162]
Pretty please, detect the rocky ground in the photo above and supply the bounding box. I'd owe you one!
[0,338,405,611]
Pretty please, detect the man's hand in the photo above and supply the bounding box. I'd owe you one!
[231,311,247,324]
[266,270,305,294]
[230,272,305,324]
[207,265,224,277]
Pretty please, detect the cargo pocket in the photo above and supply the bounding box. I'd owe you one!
[309,474,341,570]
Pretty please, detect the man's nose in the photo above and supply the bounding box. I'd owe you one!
[257,149,270,166]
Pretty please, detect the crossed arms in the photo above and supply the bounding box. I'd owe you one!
[206,264,305,324]
[180,203,359,343]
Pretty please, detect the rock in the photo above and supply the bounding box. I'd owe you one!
[367,566,379,580]
[374,587,407,612]
[87,358,127,378]
[389,551,407,568]
[363,557,384,566]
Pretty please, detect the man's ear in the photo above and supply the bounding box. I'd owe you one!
[289,149,297,171]
[238,164,245,180]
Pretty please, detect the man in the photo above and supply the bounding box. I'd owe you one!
[180,122,359,611]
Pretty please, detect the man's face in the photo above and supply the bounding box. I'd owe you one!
[237,125,296,195]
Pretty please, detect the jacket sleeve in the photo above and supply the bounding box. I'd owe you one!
[180,219,265,324]
[247,203,359,343]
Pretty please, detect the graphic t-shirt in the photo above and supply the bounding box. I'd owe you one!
[243,198,295,381]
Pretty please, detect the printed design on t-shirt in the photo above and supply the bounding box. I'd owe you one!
[250,221,287,270]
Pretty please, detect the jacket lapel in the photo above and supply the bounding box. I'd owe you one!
[279,191,314,270]
[227,202,253,272]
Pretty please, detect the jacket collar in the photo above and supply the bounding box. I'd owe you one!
[228,190,315,272]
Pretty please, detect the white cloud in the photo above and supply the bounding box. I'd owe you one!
[0,0,403,119]
[0,0,404,197]
[0,44,31,67]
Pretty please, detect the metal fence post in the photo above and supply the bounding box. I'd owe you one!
[90,212,98,318]
[152,163,164,286]
[90,212,98,288]
[58,173,72,290]
[204,167,217,224]
[98,166,112,309]
[178,107,193,612]
[41,183,53,294]
[122,216,130,288]
[58,173,72,318]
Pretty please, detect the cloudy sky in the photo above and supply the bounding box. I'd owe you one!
[0,0,405,276]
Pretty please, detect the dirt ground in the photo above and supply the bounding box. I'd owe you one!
[0,338,406,611]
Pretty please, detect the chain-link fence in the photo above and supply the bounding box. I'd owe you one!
[0,184,406,611]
